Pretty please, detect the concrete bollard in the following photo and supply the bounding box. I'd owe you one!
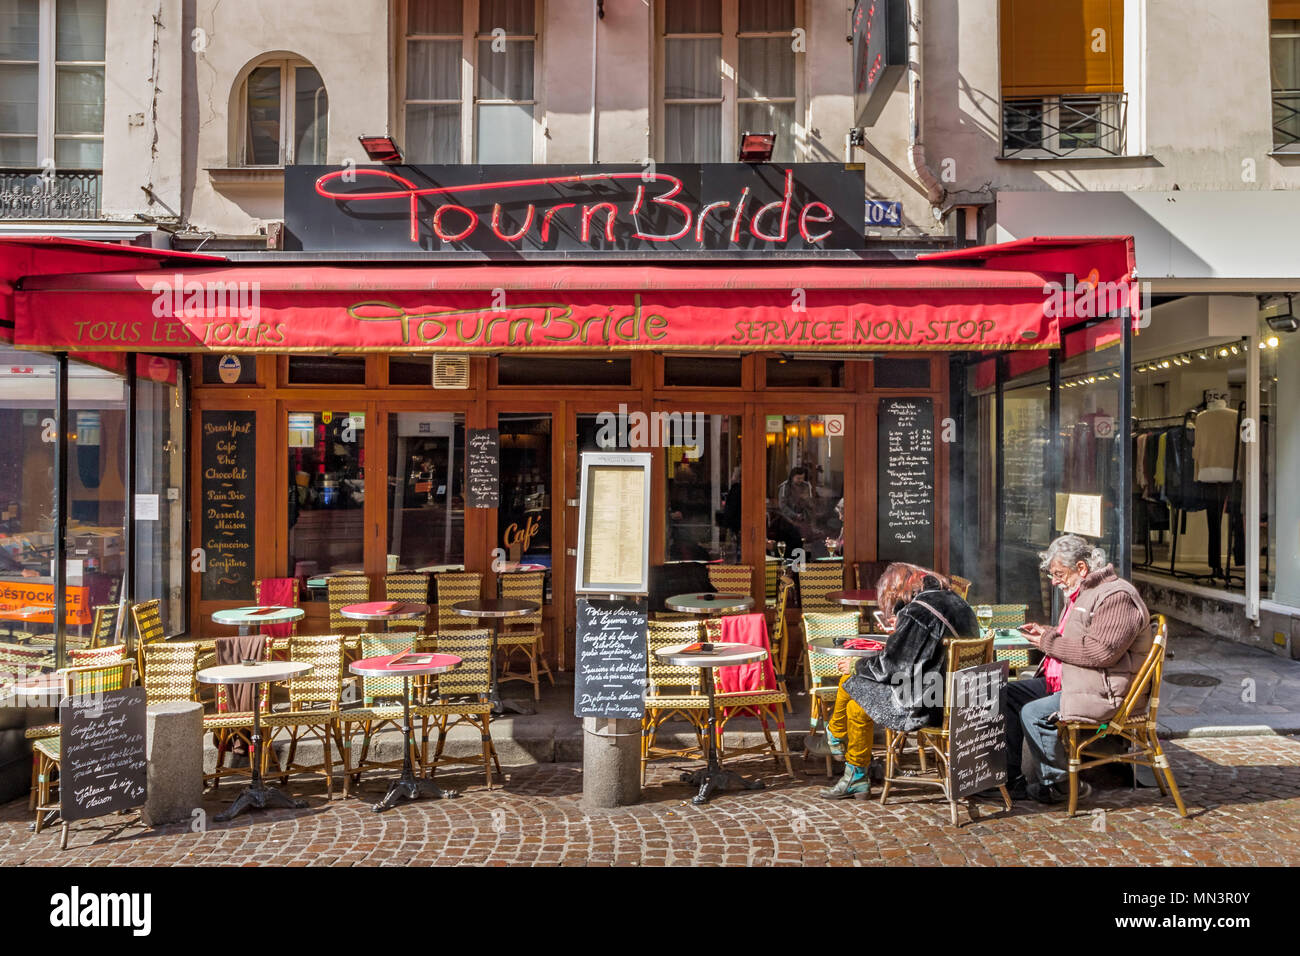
[581,717,641,809]
[143,701,203,827]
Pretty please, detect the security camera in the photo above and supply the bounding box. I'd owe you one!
[1260,294,1297,333]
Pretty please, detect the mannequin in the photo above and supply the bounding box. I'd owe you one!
[1194,399,1240,574]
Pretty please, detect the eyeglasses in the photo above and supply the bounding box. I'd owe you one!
[1048,567,1071,582]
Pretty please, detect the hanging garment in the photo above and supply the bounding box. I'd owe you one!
[1194,406,1239,482]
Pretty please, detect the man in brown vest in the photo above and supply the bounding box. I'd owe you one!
[1018,535,1152,805]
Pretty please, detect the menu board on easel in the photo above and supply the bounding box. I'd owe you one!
[466,427,500,508]
[576,452,652,595]
[877,397,935,566]
[201,411,256,601]
[60,687,147,824]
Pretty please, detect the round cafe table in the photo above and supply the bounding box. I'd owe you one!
[665,592,755,615]
[350,652,463,812]
[655,641,768,805]
[340,601,430,632]
[827,589,877,608]
[806,636,884,658]
[451,598,538,715]
[198,660,313,821]
[212,606,304,637]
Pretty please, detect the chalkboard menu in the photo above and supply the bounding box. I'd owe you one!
[201,411,256,600]
[877,397,935,565]
[466,427,500,508]
[948,660,1009,800]
[59,687,147,823]
[573,598,648,719]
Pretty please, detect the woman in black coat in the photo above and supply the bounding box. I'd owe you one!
[818,565,979,799]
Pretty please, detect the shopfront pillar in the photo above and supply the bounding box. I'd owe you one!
[581,717,641,809]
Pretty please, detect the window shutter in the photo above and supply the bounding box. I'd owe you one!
[1000,0,1124,97]
[1272,1,1300,18]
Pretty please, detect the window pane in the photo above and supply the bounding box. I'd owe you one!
[497,356,632,385]
[1271,21,1300,89]
[55,0,104,61]
[0,0,38,60]
[388,356,431,386]
[738,100,795,160]
[480,0,535,34]
[287,356,366,385]
[666,0,720,34]
[477,39,533,100]
[664,103,720,162]
[497,413,552,567]
[476,102,533,162]
[1003,97,1044,152]
[766,415,845,561]
[0,61,36,135]
[54,65,103,134]
[407,39,461,100]
[665,38,720,98]
[766,358,845,388]
[293,67,328,164]
[53,136,100,167]
[288,411,366,576]
[244,65,281,165]
[0,135,35,163]
[664,356,740,387]
[408,0,461,34]
[873,358,932,389]
[133,355,185,637]
[738,0,794,32]
[406,103,461,163]
[664,415,743,562]
[0,352,56,688]
[738,36,794,99]
[388,413,465,571]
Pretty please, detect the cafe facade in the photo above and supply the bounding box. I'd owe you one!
[0,162,1142,674]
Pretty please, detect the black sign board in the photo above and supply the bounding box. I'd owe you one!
[466,427,500,509]
[285,163,863,254]
[59,687,147,823]
[853,0,907,126]
[201,410,256,600]
[877,397,935,565]
[948,660,1010,800]
[573,598,648,719]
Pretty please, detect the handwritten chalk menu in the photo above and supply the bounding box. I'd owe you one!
[574,599,648,719]
[948,660,1009,800]
[201,411,256,601]
[466,428,500,508]
[878,397,935,565]
[59,687,147,823]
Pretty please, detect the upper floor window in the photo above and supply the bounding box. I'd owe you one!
[1272,1,1300,150]
[238,58,328,165]
[0,0,104,169]
[999,0,1125,157]
[658,0,801,163]
[402,0,538,164]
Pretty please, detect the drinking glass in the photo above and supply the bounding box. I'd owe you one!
[976,605,993,634]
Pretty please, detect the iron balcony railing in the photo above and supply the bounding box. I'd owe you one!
[1002,93,1127,158]
[1274,89,1300,150]
[0,168,102,220]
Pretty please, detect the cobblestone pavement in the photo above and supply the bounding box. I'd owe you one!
[1,734,1297,866]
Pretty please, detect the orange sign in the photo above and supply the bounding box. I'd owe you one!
[0,582,92,626]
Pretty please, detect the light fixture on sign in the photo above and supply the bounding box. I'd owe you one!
[358,135,403,164]
[738,131,776,163]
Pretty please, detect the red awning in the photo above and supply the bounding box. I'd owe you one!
[5,236,1138,354]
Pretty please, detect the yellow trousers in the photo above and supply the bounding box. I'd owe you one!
[827,674,874,768]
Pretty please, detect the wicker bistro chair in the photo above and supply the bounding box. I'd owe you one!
[327,575,371,635]
[641,619,709,786]
[261,635,347,797]
[385,573,432,632]
[1056,615,1188,818]
[701,618,794,777]
[90,603,123,648]
[338,632,421,796]
[496,571,554,700]
[801,612,861,777]
[795,561,845,614]
[949,576,973,600]
[1,642,54,683]
[707,564,755,609]
[130,599,168,676]
[765,560,780,605]
[24,655,134,743]
[419,629,501,790]
[878,635,1013,826]
[435,571,483,636]
[30,660,135,838]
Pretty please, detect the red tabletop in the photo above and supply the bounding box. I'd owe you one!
[340,601,430,620]
[350,652,461,677]
[828,589,877,606]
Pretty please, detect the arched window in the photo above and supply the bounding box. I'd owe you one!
[236,57,328,165]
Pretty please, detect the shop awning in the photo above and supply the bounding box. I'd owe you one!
[5,236,1138,353]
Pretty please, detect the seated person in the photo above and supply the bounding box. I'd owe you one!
[813,563,978,799]
[1017,534,1152,804]
[765,509,803,558]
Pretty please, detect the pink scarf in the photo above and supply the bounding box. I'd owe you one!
[1043,587,1080,694]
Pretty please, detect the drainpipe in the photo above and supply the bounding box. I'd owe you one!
[590,1,600,163]
[907,0,945,210]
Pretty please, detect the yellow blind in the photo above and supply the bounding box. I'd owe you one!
[1001,0,1124,97]
[1272,1,1300,19]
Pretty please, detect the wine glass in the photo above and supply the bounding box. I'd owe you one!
[976,604,993,635]
[776,541,787,561]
